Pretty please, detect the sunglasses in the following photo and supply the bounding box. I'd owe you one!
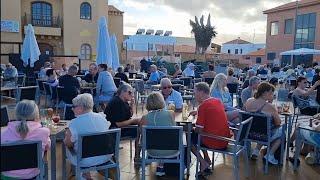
[71,105,79,109]
[162,86,172,90]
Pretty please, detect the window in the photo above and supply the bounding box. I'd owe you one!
[240,49,243,54]
[31,2,52,26]
[80,2,91,20]
[295,13,316,48]
[256,57,262,64]
[270,21,279,35]
[227,49,230,54]
[235,49,238,54]
[80,44,91,59]
[267,52,276,60]
[284,19,293,34]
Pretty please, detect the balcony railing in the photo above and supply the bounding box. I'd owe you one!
[22,14,62,28]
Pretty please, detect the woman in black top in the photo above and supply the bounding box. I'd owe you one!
[104,83,141,162]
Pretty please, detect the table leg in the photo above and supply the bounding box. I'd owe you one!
[62,141,66,180]
[186,123,191,176]
[286,116,293,160]
[51,135,57,180]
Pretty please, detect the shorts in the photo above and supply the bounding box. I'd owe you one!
[191,131,227,150]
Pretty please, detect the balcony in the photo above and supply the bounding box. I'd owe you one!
[22,14,62,36]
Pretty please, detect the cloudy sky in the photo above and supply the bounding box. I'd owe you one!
[109,0,295,45]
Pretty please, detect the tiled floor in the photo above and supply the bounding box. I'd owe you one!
[50,140,320,180]
[2,97,320,180]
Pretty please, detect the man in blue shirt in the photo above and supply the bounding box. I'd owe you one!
[148,65,160,84]
[160,78,183,112]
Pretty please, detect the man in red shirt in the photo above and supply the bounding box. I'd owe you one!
[190,82,231,175]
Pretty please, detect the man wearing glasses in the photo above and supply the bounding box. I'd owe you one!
[160,78,183,112]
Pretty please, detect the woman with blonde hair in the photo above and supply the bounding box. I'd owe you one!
[210,73,239,122]
[139,92,176,176]
[1,100,51,179]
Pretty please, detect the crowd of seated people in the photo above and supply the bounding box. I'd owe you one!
[3,61,320,179]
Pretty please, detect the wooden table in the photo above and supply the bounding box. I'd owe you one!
[49,121,69,180]
[1,86,17,99]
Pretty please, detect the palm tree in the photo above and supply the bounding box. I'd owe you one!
[190,14,217,54]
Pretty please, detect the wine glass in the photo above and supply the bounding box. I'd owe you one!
[40,108,48,127]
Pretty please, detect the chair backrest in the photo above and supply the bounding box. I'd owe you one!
[277,89,290,102]
[136,74,144,79]
[16,75,26,87]
[235,117,253,144]
[43,82,52,95]
[289,79,297,87]
[142,126,183,151]
[17,86,37,101]
[36,79,46,91]
[239,111,272,142]
[172,84,181,92]
[1,141,42,172]
[203,77,214,85]
[291,95,299,108]
[1,106,9,127]
[227,83,239,94]
[129,72,137,79]
[171,79,184,85]
[64,104,75,120]
[179,77,192,88]
[135,80,145,93]
[193,78,202,85]
[78,129,120,159]
[56,86,64,102]
[113,77,121,88]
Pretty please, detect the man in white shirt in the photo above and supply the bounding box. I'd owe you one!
[160,78,183,112]
[64,93,111,179]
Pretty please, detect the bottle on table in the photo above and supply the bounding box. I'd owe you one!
[182,103,189,120]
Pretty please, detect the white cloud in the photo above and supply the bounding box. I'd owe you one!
[109,0,294,44]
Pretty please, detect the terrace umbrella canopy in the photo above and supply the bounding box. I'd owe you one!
[280,48,320,66]
[111,34,120,70]
[280,48,320,56]
[21,24,41,68]
[96,16,113,66]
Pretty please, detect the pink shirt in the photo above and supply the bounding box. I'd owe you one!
[1,121,51,179]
